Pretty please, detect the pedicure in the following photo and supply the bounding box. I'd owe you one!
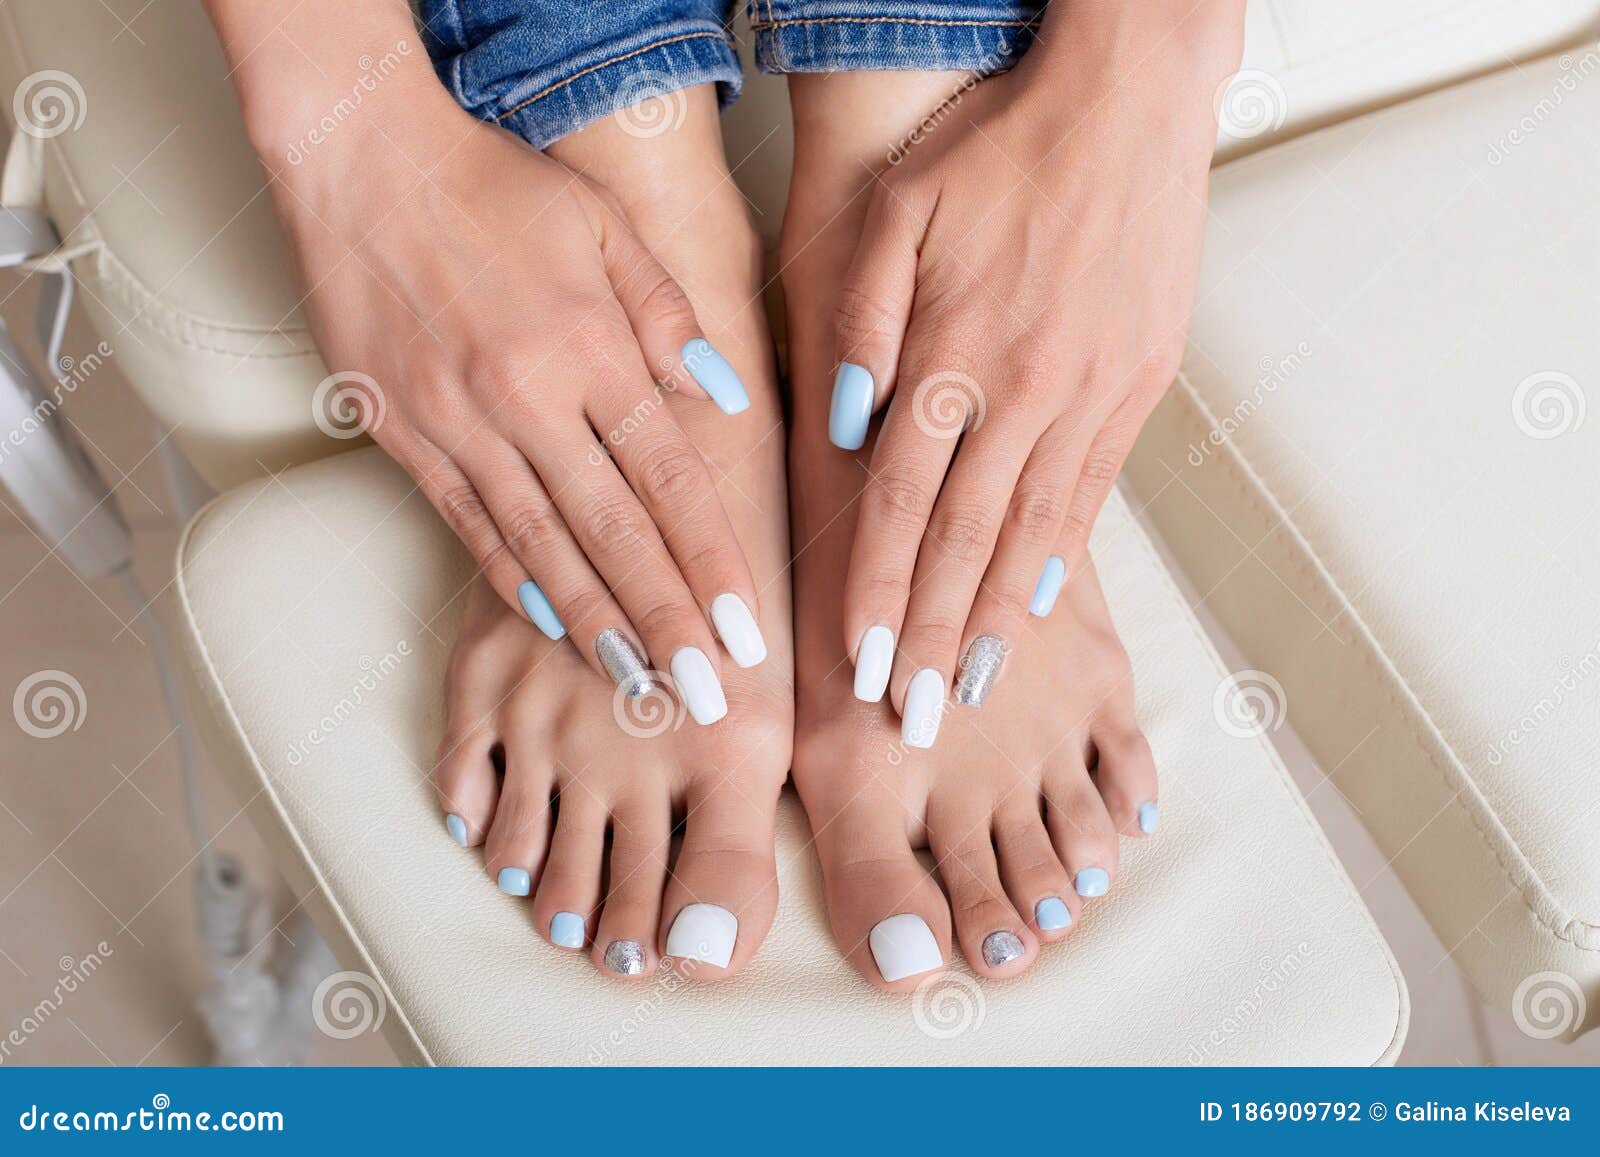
[595,628,654,698]
[444,813,468,847]
[954,634,1007,707]
[982,930,1025,968]
[550,911,586,949]
[1035,896,1073,932]
[517,578,566,640]
[868,913,943,982]
[1030,555,1066,617]
[666,903,738,968]
[497,867,530,896]
[901,668,946,750]
[853,625,894,703]
[1074,867,1110,898]
[670,646,728,725]
[710,593,767,668]
[828,362,874,451]
[681,338,750,416]
[1138,801,1160,835]
[604,939,647,976]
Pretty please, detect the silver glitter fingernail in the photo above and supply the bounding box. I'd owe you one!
[604,939,647,975]
[982,930,1024,968]
[954,634,1007,707]
[595,628,654,698]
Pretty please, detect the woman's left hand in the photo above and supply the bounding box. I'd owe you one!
[827,1,1244,719]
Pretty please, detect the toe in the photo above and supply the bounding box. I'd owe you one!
[926,793,1036,977]
[592,792,672,979]
[1043,761,1120,902]
[434,727,500,848]
[530,784,609,950]
[481,740,553,889]
[992,796,1079,942]
[1091,718,1160,837]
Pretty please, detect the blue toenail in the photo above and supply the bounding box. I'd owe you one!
[1030,555,1066,617]
[550,911,586,949]
[1138,801,1160,834]
[445,813,468,847]
[1075,867,1110,898]
[1035,896,1073,931]
[497,867,530,896]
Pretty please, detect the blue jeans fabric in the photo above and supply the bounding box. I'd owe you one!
[419,1,1042,150]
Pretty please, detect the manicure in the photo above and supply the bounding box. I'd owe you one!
[828,362,874,450]
[954,634,1007,707]
[595,628,654,698]
[681,338,749,415]
[670,647,727,725]
[550,911,586,949]
[869,913,942,982]
[901,668,946,749]
[853,625,894,703]
[982,930,1025,968]
[1074,867,1110,898]
[497,867,530,896]
[517,578,566,640]
[666,903,738,968]
[1030,555,1066,617]
[710,593,767,668]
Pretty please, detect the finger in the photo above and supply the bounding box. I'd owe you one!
[827,180,929,450]
[1052,395,1147,581]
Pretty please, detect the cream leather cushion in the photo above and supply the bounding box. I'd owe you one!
[1126,49,1600,1039]
[174,448,1404,1064]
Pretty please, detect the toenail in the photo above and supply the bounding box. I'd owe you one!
[1035,896,1073,931]
[550,911,586,949]
[497,867,531,896]
[954,634,1007,707]
[517,579,567,640]
[595,628,654,698]
[604,939,647,975]
[902,668,946,749]
[853,625,894,702]
[666,903,738,968]
[710,593,767,668]
[868,913,943,983]
[1074,867,1110,898]
[829,362,874,451]
[982,930,1025,968]
[1138,801,1160,834]
[444,813,468,847]
[1030,555,1066,617]
[670,647,728,725]
[681,338,750,415]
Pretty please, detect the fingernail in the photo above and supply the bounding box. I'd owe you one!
[1035,896,1073,931]
[670,646,727,725]
[1030,555,1066,617]
[604,939,647,975]
[710,593,767,668]
[901,667,946,749]
[1139,801,1160,834]
[444,813,468,847]
[666,903,738,968]
[853,625,894,702]
[681,338,749,415]
[869,913,943,982]
[954,634,1007,707]
[595,628,654,698]
[497,867,530,896]
[982,930,1025,968]
[516,578,566,640]
[1075,867,1110,898]
[550,911,586,949]
[828,362,874,450]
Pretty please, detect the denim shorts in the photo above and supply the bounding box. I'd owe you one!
[418,1,1044,149]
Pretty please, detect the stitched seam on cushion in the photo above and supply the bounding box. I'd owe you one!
[491,31,730,123]
[1170,371,1600,950]
[751,16,1034,30]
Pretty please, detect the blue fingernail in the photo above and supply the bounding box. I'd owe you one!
[828,362,874,450]
[550,911,586,948]
[517,579,566,640]
[497,867,530,896]
[445,813,468,847]
[1035,896,1073,931]
[1139,801,1160,834]
[1030,555,1066,617]
[1074,867,1110,898]
[681,338,749,415]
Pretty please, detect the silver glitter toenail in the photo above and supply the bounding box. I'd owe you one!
[954,634,1007,707]
[982,930,1024,968]
[595,628,654,698]
[604,939,647,975]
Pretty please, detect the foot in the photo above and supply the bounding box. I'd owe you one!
[433,88,793,979]
[780,72,1159,989]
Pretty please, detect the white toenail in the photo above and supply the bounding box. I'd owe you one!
[666,903,738,969]
[869,913,943,982]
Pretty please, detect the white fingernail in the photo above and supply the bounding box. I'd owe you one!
[853,625,893,702]
[667,902,738,968]
[901,668,945,749]
[710,593,767,668]
[670,646,728,725]
[869,913,943,982]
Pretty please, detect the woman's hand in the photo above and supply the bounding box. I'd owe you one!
[826,1,1243,722]
[208,1,763,715]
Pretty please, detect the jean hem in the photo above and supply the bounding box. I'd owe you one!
[753,14,1039,75]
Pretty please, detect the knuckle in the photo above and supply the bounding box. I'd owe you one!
[927,503,994,562]
[435,484,492,541]
[631,598,699,647]
[833,282,897,356]
[638,441,707,507]
[1077,445,1125,493]
[498,501,566,559]
[631,269,694,327]
[1005,487,1065,547]
[579,495,650,549]
[863,468,932,535]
